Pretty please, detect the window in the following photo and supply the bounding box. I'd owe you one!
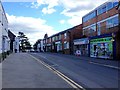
[52,37,55,41]
[59,34,61,40]
[97,24,101,35]
[107,2,113,10]
[64,33,67,39]
[56,36,58,40]
[49,38,51,42]
[83,24,96,34]
[55,36,57,41]
[113,1,118,7]
[113,16,119,26]
[97,5,107,15]
[64,42,69,49]
[102,6,107,13]
[83,11,96,22]
[89,25,96,33]
[64,42,67,49]
[106,16,119,28]
[98,1,118,15]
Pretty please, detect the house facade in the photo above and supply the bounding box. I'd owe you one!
[0,1,10,60]
[82,0,119,59]
[8,30,16,53]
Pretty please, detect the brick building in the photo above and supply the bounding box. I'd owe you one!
[82,0,119,59]
[42,24,83,54]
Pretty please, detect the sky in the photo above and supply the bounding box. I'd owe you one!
[2,0,110,45]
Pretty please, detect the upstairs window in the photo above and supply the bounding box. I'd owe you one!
[52,37,55,41]
[106,16,119,28]
[97,5,107,15]
[64,33,67,39]
[59,34,61,40]
[113,1,118,7]
[83,11,96,22]
[107,2,113,10]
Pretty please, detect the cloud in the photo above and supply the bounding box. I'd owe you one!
[60,0,108,25]
[31,0,109,26]
[59,20,65,24]
[31,0,59,14]
[6,13,57,45]
[42,7,56,14]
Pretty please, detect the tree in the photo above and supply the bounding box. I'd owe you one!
[18,32,31,52]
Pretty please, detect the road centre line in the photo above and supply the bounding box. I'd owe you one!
[29,54,85,90]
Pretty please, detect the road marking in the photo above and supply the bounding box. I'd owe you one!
[29,54,85,90]
[89,61,120,70]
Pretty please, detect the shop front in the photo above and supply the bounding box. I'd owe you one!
[55,41,62,52]
[90,37,114,59]
[73,38,89,56]
[46,44,52,52]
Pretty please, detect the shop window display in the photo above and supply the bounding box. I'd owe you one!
[90,37,113,59]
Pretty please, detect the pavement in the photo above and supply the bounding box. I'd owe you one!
[0,63,2,90]
[46,52,120,70]
[2,53,72,88]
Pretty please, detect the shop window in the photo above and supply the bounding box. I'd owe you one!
[90,37,113,59]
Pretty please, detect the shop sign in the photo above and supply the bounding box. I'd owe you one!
[55,41,61,44]
[47,44,51,46]
[74,38,89,45]
[90,37,112,43]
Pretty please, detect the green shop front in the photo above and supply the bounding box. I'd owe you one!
[90,35,116,59]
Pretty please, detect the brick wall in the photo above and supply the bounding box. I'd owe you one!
[83,6,119,37]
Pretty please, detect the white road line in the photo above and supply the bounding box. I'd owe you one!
[89,61,120,70]
[29,54,85,90]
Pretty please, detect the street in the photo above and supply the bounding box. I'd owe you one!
[2,53,72,88]
[2,52,119,89]
[30,52,119,89]
[1,1,120,90]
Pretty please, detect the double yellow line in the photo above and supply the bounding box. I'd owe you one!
[29,54,85,90]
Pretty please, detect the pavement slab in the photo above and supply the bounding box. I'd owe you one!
[2,53,72,88]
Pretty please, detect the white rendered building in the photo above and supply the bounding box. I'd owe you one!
[0,1,10,54]
[14,37,19,53]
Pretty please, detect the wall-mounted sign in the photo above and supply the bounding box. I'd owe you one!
[74,38,89,45]
[90,37,112,43]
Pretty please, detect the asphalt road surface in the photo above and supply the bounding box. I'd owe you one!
[30,52,119,89]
